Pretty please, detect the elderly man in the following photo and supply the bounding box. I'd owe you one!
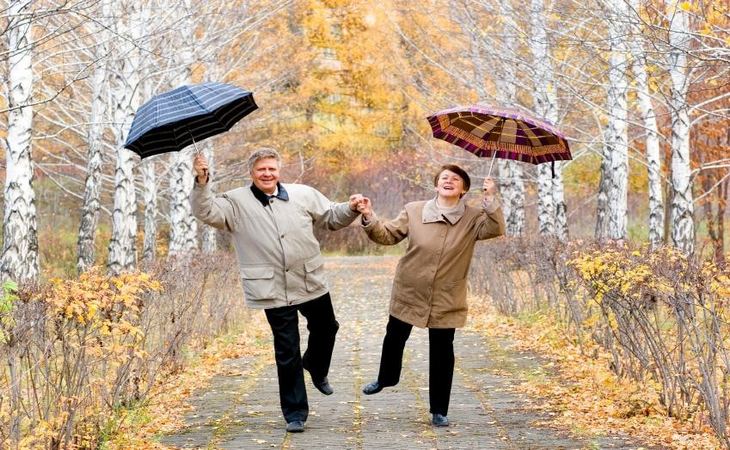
[191,148,365,433]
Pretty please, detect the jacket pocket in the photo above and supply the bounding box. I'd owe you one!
[441,278,468,312]
[241,266,276,300]
[304,255,326,293]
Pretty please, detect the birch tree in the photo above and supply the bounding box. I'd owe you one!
[604,0,630,241]
[494,0,526,236]
[450,0,526,235]
[667,2,694,254]
[107,2,143,274]
[628,0,664,248]
[140,76,158,263]
[167,0,198,257]
[529,0,559,238]
[1,0,38,283]
[77,1,110,273]
[200,142,217,253]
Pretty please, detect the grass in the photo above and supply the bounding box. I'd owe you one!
[99,402,154,450]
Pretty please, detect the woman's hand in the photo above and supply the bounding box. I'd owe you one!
[356,197,373,221]
[482,177,497,196]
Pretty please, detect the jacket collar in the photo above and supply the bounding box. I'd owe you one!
[251,182,289,207]
[422,196,465,225]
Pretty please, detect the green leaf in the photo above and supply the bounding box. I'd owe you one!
[0,280,18,314]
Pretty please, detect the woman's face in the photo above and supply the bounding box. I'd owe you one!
[435,170,466,200]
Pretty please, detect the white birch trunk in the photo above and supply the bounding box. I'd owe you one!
[168,1,198,256]
[77,8,109,273]
[459,3,527,236]
[141,159,158,262]
[605,0,629,241]
[553,167,568,241]
[139,78,158,263]
[595,151,610,239]
[628,0,664,248]
[200,144,217,253]
[496,0,526,236]
[1,0,38,283]
[168,149,198,255]
[498,160,525,236]
[668,4,694,254]
[107,2,141,274]
[529,0,562,237]
[536,165,555,235]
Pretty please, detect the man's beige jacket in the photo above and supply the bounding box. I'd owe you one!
[191,182,358,309]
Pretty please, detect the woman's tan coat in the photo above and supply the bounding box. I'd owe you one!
[363,198,505,328]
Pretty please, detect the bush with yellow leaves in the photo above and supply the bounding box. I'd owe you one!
[0,252,246,450]
[470,238,730,447]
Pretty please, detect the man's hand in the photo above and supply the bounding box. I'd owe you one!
[349,193,365,212]
[193,153,209,184]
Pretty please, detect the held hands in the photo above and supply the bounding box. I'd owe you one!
[348,194,372,220]
[349,194,364,211]
[355,197,372,221]
[193,153,209,184]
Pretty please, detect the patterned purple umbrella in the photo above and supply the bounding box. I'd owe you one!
[427,105,571,170]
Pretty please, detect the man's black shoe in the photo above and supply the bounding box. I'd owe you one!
[312,376,334,396]
[362,380,384,395]
[286,420,305,433]
[432,413,449,427]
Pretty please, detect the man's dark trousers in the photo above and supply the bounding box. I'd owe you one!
[264,292,339,423]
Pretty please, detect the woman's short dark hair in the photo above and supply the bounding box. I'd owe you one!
[433,164,471,192]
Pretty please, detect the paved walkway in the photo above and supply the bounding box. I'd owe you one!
[160,256,647,449]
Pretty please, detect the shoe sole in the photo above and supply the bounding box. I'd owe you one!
[315,386,333,395]
[362,384,384,395]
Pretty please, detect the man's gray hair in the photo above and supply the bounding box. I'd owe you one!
[247,147,281,173]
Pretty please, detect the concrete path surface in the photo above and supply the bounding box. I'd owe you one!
[160,256,648,449]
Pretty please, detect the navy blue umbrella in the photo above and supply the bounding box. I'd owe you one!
[124,81,257,159]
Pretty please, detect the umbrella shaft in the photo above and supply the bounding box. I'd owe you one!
[487,152,497,177]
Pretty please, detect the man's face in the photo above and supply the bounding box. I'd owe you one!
[251,157,280,194]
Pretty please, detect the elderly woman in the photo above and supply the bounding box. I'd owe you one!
[357,164,505,427]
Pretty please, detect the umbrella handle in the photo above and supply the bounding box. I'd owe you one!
[487,152,497,177]
[187,127,208,179]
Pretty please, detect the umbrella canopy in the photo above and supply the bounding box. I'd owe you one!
[124,81,257,159]
[427,105,571,165]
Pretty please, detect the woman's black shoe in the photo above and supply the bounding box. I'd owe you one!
[286,420,305,432]
[432,413,449,427]
[362,380,384,395]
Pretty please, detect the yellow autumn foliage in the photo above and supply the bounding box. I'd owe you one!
[47,268,162,327]
[568,245,681,305]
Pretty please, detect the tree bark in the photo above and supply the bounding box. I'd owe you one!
[595,148,610,240]
[141,159,158,263]
[107,2,142,274]
[605,0,629,241]
[495,0,526,237]
[168,1,199,257]
[1,0,38,283]
[77,8,109,273]
[529,0,562,237]
[200,143,218,253]
[628,0,664,249]
[139,78,158,264]
[667,5,695,255]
